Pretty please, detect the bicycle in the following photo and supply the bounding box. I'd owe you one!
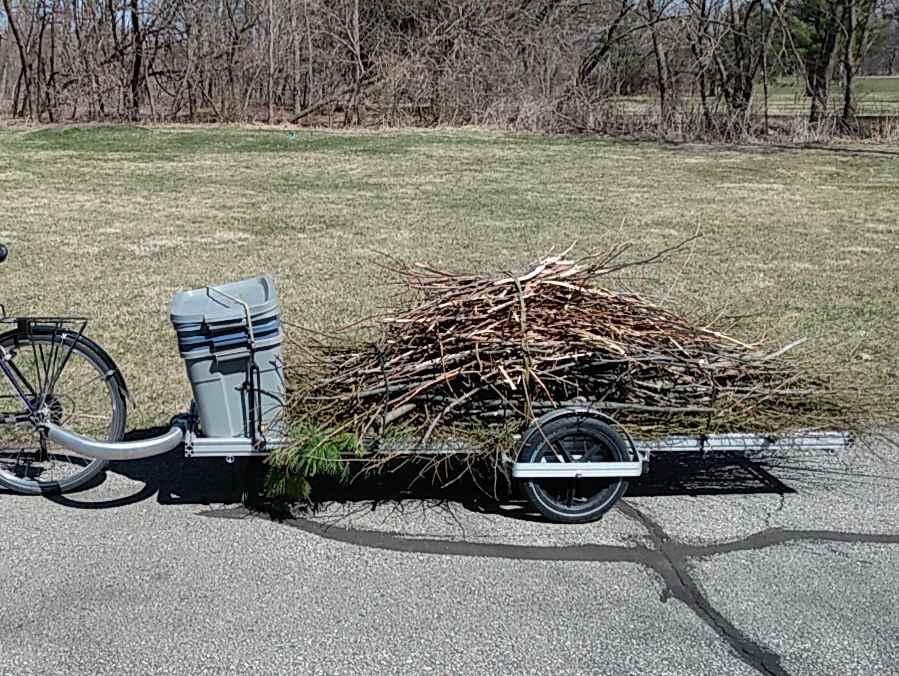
[0,243,128,494]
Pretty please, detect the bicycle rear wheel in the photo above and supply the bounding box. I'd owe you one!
[0,325,126,494]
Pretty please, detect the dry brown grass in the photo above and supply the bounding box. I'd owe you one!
[0,126,896,431]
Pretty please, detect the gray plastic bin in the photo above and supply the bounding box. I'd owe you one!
[170,276,286,439]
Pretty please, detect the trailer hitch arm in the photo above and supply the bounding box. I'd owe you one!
[43,415,190,461]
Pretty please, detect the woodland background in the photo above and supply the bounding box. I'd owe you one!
[1,0,898,139]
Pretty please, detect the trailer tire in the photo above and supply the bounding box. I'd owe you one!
[518,413,630,524]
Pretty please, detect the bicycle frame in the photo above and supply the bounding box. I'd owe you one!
[0,352,37,419]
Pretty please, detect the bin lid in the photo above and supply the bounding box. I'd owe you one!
[173,305,281,336]
[179,328,284,359]
[170,276,279,326]
[177,315,282,352]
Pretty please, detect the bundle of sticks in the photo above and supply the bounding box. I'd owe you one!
[283,245,848,458]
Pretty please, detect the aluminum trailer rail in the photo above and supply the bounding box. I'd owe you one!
[511,431,852,479]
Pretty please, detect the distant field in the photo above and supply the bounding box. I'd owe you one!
[0,126,897,428]
[767,75,899,116]
[608,76,899,117]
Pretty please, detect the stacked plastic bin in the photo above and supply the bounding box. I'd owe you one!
[169,276,285,440]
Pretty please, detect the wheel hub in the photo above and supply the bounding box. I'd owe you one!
[44,396,64,425]
[29,395,65,431]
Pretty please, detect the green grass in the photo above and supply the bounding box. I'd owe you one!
[609,76,899,117]
[766,76,899,116]
[0,125,897,429]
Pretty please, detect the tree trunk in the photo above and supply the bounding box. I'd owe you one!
[2,0,34,120]
[12,68,22,116]
[0,48,8,107]
[762,42,769,136]
[35,5,49,122]
[808,2,841,124]
[291,0,300,115]
[843,0,877,128]
[645,0,671,122]
[129,0,143,120]
[304,0,314,110]
[347,0,363,125]
[46,0,57,122]
[268,0,274,123]
[686,0,717,132]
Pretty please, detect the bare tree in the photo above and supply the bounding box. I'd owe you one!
[2,0,34,120]
[0,0,895,138]
[267,0,273,122]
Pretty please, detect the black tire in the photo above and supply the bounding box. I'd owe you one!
[0,328,126,494]
[518,413,630,524]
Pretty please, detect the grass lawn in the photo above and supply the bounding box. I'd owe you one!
[0,125,897,430]
[766,75,899,116]
[609,76,899,117]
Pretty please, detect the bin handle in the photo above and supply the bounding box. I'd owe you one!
[206,285,255,348]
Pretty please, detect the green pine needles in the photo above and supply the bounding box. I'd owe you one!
[264,423,360,499]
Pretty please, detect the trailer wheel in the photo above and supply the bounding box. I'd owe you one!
[518,413,630,524]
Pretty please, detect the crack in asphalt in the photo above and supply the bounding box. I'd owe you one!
[207,503,899,676]
[674,527,899,559]
[616,502,788,676]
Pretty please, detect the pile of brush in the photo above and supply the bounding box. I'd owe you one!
[266,245,850,496]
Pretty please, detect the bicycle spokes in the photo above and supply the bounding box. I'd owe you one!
[0,319,122,493]
[16,319,88,408]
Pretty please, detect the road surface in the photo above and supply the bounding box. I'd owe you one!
[2,439,897,675]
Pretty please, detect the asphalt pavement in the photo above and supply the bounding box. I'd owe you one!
[1,439,897,676]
